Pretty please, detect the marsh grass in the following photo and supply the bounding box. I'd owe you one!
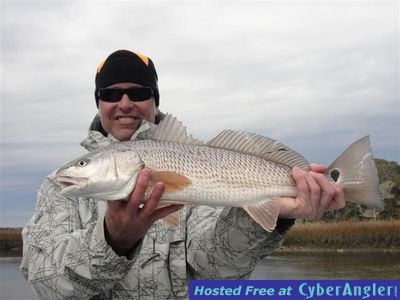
[0,221,399,255]
[283,220,400,249]
[0,228,22,253]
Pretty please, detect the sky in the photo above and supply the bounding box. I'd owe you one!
[1,0,399,227]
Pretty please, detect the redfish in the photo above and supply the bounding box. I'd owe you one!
[56,115,383,231]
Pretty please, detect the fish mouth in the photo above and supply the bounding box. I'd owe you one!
[56,176,88,194]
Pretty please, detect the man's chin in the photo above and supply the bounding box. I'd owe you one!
[111,127,137,141]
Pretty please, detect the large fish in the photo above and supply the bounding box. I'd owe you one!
[56,115,383,231]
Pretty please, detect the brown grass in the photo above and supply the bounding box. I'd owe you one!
[283,220,400,249]
[0,229,22,240]
[0,228,23,253]
[0,221,399,254]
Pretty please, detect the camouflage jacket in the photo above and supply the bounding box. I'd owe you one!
[21,120,292,300]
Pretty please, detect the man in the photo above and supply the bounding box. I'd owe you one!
[21,50,345,299]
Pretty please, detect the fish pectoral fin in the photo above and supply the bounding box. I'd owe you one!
[151,171,192,192]
[242,200,280,232]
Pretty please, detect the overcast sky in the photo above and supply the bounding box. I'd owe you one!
[1,0,399,227]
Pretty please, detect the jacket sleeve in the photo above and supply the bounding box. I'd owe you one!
[186,205,293,279]
[20,174,137,299]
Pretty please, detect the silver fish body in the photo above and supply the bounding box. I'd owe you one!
[125,139,297,206]
[56,115,383,231]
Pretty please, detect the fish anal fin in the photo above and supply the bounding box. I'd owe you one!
[162,211,180,227]
[151,171,191,192]
[242,200,280,232]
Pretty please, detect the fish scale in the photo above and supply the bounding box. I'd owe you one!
[132,140,298,206]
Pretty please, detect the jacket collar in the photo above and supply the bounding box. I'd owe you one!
[80,120,157,152]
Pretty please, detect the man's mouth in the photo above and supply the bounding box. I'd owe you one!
[115,116,139,125]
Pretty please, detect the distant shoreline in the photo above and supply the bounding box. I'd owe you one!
[278,247,400,253]
[282,220,400,249]
[1,220,399,257]
[2,247,399,258]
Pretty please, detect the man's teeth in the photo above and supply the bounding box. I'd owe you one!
[117,116,137,122]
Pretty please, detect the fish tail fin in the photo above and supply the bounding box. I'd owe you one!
[326,136,383,210]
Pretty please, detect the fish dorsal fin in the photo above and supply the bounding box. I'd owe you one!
[207,130,310,170]
[153,114,203,145]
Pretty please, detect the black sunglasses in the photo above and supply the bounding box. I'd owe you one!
[98,87,153,102]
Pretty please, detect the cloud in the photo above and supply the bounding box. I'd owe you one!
[1,0,399,226]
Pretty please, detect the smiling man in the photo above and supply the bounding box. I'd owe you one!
[95,51,160,140]
[21,50,345,299]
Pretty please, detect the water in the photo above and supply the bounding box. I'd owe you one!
[1,251,398,299]
[0,257,40,300]
[251,251,400,280]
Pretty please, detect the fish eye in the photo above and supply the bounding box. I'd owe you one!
[76,160,88,167]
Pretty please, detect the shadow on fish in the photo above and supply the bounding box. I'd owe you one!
[56,115,383,231]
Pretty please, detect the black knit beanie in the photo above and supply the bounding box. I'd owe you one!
[95,50,159,107]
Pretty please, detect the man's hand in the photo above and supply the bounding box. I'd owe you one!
[278,164,345,220]
[104,169,183,256]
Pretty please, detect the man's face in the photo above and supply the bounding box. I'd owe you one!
[98,82,158,141]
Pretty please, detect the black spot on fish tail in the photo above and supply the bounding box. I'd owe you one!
[330,169,340,182]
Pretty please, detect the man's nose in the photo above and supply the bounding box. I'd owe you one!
[118,94,134,110]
